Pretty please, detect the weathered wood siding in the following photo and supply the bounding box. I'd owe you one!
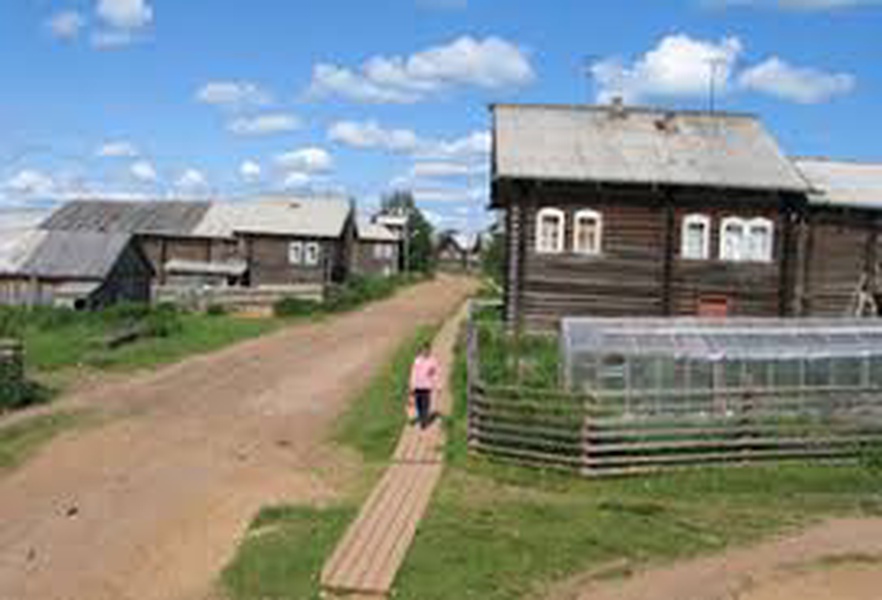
[352,241,399,277]
[245,235,334,286]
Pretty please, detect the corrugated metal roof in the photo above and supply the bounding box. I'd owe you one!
[41,200,210,235]
[1,230,133,279]
[794,158,882,210]
[192,197,352,239]
[357,218,399,242]
[492,104,809,194]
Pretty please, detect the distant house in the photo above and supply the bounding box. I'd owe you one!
[794,158,882,316]
[436,231,481,272]
[353,218,400,277]
[0,230,153,309]
[40,196,356,302]
[492,103,810,331]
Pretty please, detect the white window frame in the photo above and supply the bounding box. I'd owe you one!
[304,242,321,266]
[720,217,747,262]
[681,213,711,260]
[535,207,565,254]
[288,241,303,265]
[573,209,603,255]
[745,218,774,263]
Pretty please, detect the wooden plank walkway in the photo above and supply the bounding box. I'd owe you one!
[321,303,465,597]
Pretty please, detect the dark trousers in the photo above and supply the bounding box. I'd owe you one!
[414,389,432,429]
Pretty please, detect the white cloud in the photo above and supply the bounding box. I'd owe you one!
[411,161,486,178]
[47,11,85,40]
[307,35,534,104]
[240,160,262,182]
[328,120,490,161]
[176,169,208,190]
[275,147,334,173]
[5,170,55,197]
[130,160,158,182]
[227,113,301,136]
[738,57,855,103]
[281,172,313,189]
[97,0,153,30]
[412,185,486,203]
[90,29,139,49]
[96,141,139,158]
[196,81,273,110]
[591,34,743,103]
[329,120,421,153]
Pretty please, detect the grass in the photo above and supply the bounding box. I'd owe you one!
[387,325,882,600]
[333,324,439,462]
[0,411,85,471]
[220,322,443,600]
[220,505,356,600]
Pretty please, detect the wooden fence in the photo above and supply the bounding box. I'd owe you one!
[0,339,25,410]
[465,306,882,477]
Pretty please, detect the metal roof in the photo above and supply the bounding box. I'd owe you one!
[492,104,809,195]
[191,197,352,239]
[0,230,47,275]
[0,229,134,280]
[793,158,882,210]
[41,200,210,236]
[357,218,399,242]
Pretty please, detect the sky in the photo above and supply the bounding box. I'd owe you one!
[0,0,880,233]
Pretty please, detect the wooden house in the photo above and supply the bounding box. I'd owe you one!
[492,103,810,331]
[0,229,153,309]
[436,231,481,272]
[795,158,882,316]
[352,218,400,277]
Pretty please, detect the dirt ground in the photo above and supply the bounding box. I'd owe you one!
[0,275,475,600]
[552,518,882,600]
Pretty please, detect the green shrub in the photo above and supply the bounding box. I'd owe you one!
[273,296,322,318]
[206,304,228,316]
[142,308,183,338]
[100,302,152,325]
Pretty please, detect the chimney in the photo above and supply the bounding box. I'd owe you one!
[609,95,627,119]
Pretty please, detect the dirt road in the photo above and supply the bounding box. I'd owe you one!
[0,275,475,600]
[554,518,882,600]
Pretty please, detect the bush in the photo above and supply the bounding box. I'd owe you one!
[206,304,228,317]
[142,306,183,338]
[100,302,152,325]
[273,296,322,318]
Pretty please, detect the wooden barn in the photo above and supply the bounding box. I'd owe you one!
[795,158,882,316]
[492,102,811,331]
[0,229,153,309]
[352,218,400,278]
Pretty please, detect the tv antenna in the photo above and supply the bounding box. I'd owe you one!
[707,57,728,114]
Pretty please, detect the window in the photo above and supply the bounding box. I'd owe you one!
[536,207,565,254]
[373,244,394,260]
[304,242,321,266]
[288,241,303,265]
[720,217,746,262]
[681,214,711,260]
[573,209,603,255]
[746,218,774,263]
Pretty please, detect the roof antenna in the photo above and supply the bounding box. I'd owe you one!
[706,57,727,114]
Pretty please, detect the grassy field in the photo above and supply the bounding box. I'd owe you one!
[0,411,86,472]
[219,324,441,600]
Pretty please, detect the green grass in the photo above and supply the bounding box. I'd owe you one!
[0,411,85,471]
[388,325,882,600]
[334,324,440,462]
[220,505,356,600]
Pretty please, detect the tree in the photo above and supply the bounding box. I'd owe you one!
[481,229,505,286]
[381,190,435,274]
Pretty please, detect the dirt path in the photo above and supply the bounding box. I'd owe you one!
[551,518,882,600]
[0,275,476,600]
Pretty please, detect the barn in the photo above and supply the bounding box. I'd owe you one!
[0,229,153,309]
[492,102,810,331]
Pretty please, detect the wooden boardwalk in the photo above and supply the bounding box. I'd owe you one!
[321,304,464,597]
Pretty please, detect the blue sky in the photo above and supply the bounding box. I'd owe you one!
[1,0,880,232]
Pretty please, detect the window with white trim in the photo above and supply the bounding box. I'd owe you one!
[720,217,746,262]
[681,214,711,260]
[745,218,774,263]
[573,209,603,255]
[288,241,303,265]
[536,207,565,254]
[304,242,321,266]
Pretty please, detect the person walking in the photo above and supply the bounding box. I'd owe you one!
[409,342,441,430]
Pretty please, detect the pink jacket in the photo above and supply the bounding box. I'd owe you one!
[410,355,441,392]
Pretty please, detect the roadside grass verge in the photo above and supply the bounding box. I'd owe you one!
[0,411,86,472]
[391,327,882,600]
[220,323,442,600]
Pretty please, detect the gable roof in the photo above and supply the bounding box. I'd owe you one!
[41,200,210,236]
[191,196,352,239]
[793,158,882,210]
[0,229,135,279]
[357,218,399,242]
[492,104,809,199]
